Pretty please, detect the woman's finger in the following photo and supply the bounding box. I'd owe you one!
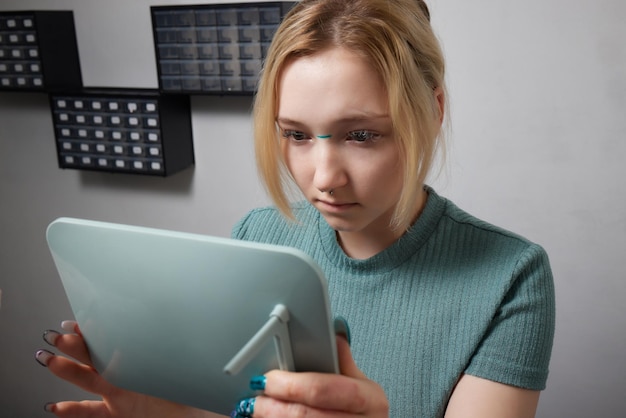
[61,320,81,335]
[335,336,367,380]
[44,331,93,366]
[259,337,368,411]
[250,336,387,416]
[46,400,108,418]
[252,396,355,418]
[43,321,93,366]
[37,350,113,397]
[261,369,369,412]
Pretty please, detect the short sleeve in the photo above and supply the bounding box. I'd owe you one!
[465,244,556,390]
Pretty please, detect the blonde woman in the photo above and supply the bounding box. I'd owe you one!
[37,1,555,417]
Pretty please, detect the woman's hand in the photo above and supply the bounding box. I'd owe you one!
[35,321,221,418]
[238,336,389,418]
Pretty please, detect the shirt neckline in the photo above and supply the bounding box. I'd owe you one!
[317,186,447,275]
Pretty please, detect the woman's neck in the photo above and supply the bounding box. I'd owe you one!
[336,188,427,260]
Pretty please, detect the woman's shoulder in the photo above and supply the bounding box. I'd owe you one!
[436,191,543,251]
[430,192,552,290]
[425,189,551,278]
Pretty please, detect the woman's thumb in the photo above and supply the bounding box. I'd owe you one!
[334,317,367,379]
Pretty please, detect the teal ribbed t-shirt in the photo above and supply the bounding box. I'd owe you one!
[232,188,555,417]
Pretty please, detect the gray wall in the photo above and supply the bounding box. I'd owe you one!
[1,0,624,417]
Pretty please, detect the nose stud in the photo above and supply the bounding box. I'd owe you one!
[329,190,334,196]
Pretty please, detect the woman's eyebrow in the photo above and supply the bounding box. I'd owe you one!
[335,113,390,124]
[275,117,304,126]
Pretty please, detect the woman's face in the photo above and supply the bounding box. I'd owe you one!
[277,47,406,244]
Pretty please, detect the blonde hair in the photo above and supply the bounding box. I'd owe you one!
[254,0,447,230]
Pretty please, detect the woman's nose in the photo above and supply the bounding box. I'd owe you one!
[312,144,348,193]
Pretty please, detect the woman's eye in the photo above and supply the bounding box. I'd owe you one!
[282,130,310,141]
[347,130,379,142]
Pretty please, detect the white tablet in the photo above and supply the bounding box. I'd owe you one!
[46,217,339,415]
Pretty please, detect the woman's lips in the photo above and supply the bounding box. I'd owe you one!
[316,199,358,213]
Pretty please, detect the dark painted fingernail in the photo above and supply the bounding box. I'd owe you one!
[334,316,351,345]
[43,330,61,347]
[250,375,266,391]
[35,349,54,367]
[233,397,255,417]
[44,402,56,413]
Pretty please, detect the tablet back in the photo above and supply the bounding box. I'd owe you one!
[46,217,338,415]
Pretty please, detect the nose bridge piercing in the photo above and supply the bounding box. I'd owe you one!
[316,134,332,139]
